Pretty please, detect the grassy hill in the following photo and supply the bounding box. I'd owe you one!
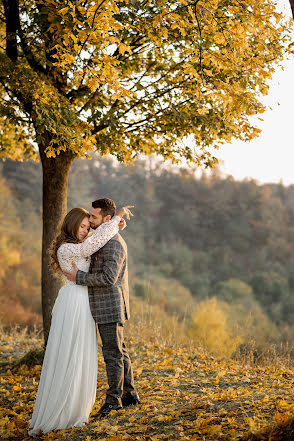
[1,323,294,441]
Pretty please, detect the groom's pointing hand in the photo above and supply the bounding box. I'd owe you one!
[63,262,79,282]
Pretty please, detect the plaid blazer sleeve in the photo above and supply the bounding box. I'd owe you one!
[76,240,125,287]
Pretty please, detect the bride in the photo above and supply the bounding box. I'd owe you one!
[28,204,133,436]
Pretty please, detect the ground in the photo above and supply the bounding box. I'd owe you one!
[1,327,294,441]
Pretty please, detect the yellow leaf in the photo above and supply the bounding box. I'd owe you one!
[275,412,289,426]
[246,417,259,431]
[64,53,75,64]
[198,108,209,116]
[207,424,222,435]
[204,69,213,76]
[77,6,86,14]
[118,43,132,55]
[158,415,173,421]
[59,7,70,15]
[0,416,9,427]
[136,367,143,376]
[87,77,100,92]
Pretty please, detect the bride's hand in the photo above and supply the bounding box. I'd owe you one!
[116,205,134,220]
[118,218,127,230]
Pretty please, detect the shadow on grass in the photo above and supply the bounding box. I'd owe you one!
[0,347,45,373]
[242,417,294,441]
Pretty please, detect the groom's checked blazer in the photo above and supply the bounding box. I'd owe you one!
[76,233,130,324]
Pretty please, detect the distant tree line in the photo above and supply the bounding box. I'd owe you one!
[2,156,294,330]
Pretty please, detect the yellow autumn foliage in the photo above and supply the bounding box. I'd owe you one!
[0,0,292,165]
[0,172,21,281]
[189,297,242,358]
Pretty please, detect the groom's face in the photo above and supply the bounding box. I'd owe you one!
[89,207,110,229]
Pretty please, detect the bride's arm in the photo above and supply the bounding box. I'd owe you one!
[58,215,121,260]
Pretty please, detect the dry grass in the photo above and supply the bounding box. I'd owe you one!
[0,323,43,356]
[1,301,294,372]
[2,316,294,440]
[125,299,193,350]
[232,339,294,371]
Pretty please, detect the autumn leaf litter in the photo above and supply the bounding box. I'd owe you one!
[1,330,294,440]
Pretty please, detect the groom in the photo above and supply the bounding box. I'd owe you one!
[64,197,140,418]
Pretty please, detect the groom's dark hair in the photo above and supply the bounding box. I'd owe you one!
[92,198,116,218]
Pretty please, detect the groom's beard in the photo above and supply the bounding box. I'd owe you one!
[90,223,100,230]
[90,220,106,230]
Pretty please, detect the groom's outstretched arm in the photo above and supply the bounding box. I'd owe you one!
[76,240,124,287]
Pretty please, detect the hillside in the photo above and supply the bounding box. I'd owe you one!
[1,326,294,441]
[2,156,294,357]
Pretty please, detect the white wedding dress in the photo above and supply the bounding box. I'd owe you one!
[28,216,120,437]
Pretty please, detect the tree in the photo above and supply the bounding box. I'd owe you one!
[290,0,294,19]
[250,271,290,322]
[0,0,291,343]
[189,297,242,358]
[214,278,254,304]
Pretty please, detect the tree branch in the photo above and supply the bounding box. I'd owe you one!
[0,78,32,117]
[2,0,19,62]
[18,25,47,75]
[119,75,188,118]
[289,0,294,19]
[124,98,191,133]
[35,1,66,92]
[76,0,108,58]
[3,0,48,74]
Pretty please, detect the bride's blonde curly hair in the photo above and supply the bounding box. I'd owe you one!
[50,207,89,273]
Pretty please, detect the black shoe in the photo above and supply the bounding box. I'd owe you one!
[91,402,123,419]
[122,392,141,407]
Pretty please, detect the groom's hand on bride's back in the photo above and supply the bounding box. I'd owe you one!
[63,262,78,282]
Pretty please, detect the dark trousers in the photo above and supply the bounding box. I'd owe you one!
[98,322,137,405]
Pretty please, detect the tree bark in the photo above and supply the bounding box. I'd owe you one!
[39,145,76,345]
[290,0,294,19]
[3,0,19,62]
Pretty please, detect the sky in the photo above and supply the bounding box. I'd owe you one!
[215,0,294,185]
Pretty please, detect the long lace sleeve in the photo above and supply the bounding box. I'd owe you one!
[57,215,120,260]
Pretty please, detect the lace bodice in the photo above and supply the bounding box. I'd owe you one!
[57,215,120,285]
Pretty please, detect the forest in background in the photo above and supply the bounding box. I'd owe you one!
[2,155,294,358]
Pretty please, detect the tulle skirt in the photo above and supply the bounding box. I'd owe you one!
[28,284,97,436]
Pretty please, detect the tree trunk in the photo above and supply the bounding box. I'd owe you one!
[290,0,294,19]
[39,145,76,345]
[2,0,19,62]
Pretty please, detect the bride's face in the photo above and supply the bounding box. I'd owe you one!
[77,217,90,241]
